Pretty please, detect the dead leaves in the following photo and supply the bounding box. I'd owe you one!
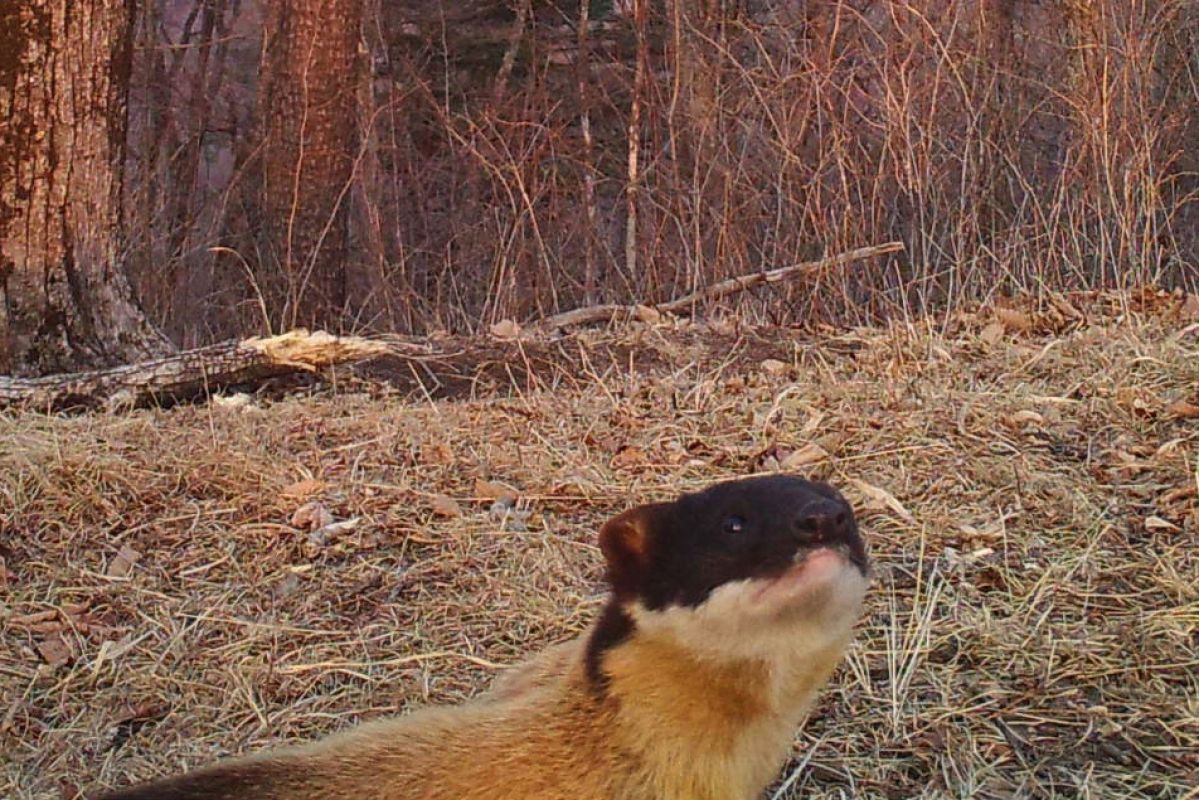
[979,321,1006,345]
[1150,483,1197,532]
[424,480,534,532]
[760,358,789,376]
[1144,515,1181,533]
[980,307,1043,343]
[474,478,519,503]
[846,478,916,524]
[633,304,662,325]
[108,699,169,730]
[106,545,141,578]
[210,392,259,414]
[994,307,1036,334]
[430,494,464,518]
[1126,286,1196,316]
[942,545,998,574]
[1106,386,1199,423]
[1002,409,1045,430]
[422,441,456,467]
[7,602,129,671]
[1181,293,1199,322]
[280,478,328,500]
[4,288,1197,800]
[707,316,737,336]
[783,443,830,468]
[291,501,334,531]
[1165,398,1199,420]
[978,294,1089,344]
[7,604,116,636]
[290,500,360,548]
[610,444,649,470]
[1157,483,1197,511]
[489,319,522,340]
[280,470,364,547]
[35,636,74,668]
[753,443,830,472]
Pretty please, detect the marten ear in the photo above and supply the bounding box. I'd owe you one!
[599,502,668,598]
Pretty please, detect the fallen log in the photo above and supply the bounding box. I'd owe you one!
[0,330,393,411]
[532,241,905,331]
[2,242,903,411]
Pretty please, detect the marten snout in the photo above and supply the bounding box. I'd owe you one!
[792,498,852,546]
[792,493,868,575]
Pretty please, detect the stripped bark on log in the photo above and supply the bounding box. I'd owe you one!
[0,330,392,411]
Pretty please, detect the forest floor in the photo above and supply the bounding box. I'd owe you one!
[2,290,1197,799]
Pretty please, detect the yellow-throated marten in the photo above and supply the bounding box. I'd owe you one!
[94,473,871,800]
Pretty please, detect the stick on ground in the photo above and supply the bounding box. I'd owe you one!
[534,241,905,331]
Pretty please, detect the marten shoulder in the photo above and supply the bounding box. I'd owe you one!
[483,637,583,702]
[94,473,871,800]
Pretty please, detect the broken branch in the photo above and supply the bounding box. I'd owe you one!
[534,241,904,331]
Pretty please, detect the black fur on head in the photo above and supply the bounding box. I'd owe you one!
[600,474,867,608]
[585,473,868,685]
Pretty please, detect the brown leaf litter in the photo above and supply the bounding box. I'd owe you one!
[1,290,1196,799]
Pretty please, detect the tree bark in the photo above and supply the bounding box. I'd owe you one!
[0,0,170,376]
[261,0,364,330]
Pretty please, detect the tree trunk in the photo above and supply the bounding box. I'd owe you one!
[0,0,170,377]
[261,0,363,330]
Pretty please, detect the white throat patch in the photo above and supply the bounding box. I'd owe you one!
[626,558,869,668]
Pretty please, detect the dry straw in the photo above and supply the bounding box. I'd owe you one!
[2,290,1197,798]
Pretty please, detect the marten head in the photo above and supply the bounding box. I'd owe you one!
[587,474,870,683]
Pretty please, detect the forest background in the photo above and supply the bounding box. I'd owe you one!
[2,0,1197,377]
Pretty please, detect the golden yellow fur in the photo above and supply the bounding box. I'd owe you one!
[99,571,865,800]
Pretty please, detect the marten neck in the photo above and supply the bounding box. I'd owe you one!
[584,602,850,800]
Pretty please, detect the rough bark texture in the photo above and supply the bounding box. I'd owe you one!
[0,329,392,411]
[261,0,364,329]
[0,0,169,377]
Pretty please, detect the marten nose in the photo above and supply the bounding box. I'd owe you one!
[793,499,853,546]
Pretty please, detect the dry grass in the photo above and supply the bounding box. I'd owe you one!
[2,292,1197,799]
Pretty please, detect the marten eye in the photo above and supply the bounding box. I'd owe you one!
[721,515,747,535]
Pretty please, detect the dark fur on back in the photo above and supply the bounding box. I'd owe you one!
[93,759,298,800]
